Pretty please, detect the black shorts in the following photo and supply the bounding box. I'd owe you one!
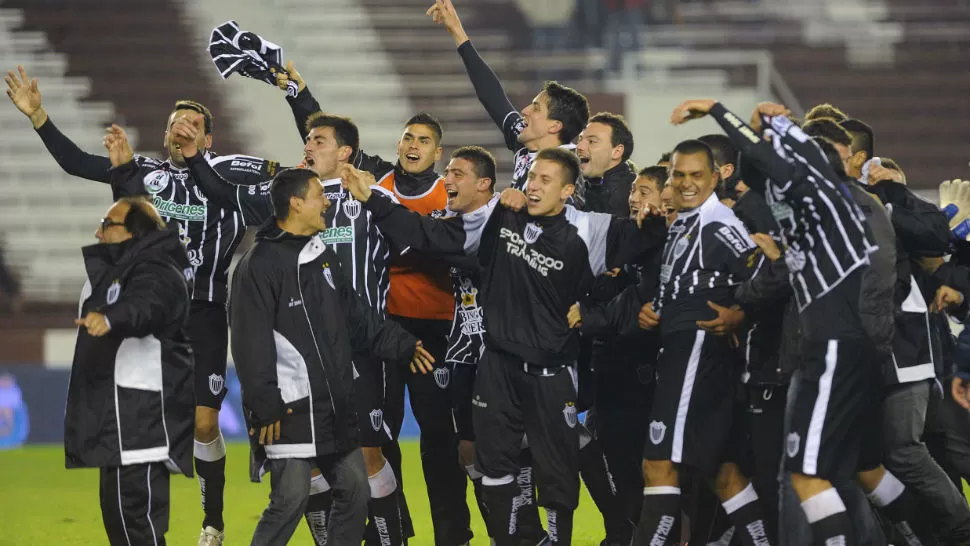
[353,352,392,447]
[188,301,228,410]
[451,363,477,442]
[784,338,882,480]
[643,330,739,475]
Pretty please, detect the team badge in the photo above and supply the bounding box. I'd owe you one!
[143,170,170,194]
[106,280,121,305]
[786,432,800,458]
[343,199,361,220]
[433,367,451,389]
[369,409,384,432]
[562,402,577,428]
[323,265,335,289]
[785,248,806,272]
[674,236,690,259]
[649,420,667,445]
[524,222,543,244]
[208,373,225,396]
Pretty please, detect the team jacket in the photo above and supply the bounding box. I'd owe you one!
[229,221,417,471]
[656,193,764,336]
[286,87,454,320]
[36,119,280,304]
[65,230,195,474]
[584,161,637,216]
[362,194,664,366]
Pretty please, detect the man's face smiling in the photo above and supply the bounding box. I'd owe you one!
[518,92,560,149]
[444,157,487,213]
[397,124,442,174]
[669,151,717,211]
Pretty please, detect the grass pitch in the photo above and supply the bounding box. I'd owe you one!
[0,441,608,545]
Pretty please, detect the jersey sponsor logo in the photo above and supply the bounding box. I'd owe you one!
[173,171,189,181]
[143,170,170,194]
[247,181,271,196]
[649,420,667,445]
[288,297,303,308]
[715,226,750,258]
[208,373,225,396]
[325,191,347,201]
[433,367,450,389]
[523,222,543,244]
[562,402,577,428]
[229,158,262,173]
[368,409,384,432]
[106,279,121,305]
[786,432,800,458]
[319,225,354,245]
[152,196,206,222]
[342,199,361,220]
[500,227,564,277]
[472,395,487,408]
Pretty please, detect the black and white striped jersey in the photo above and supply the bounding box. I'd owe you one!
[710,103,877,312]
[445,265,486,366]
[656,193,764,335]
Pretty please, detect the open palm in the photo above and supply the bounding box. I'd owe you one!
[5,65,42,117]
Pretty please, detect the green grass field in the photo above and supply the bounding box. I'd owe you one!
[0,442,608,545]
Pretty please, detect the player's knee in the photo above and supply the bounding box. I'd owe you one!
[855,465,886,493]
[713,462,749,500]
[642,459,678,487]
[194,407,220,442]
[361,446,386,476]
[790,472,835,502]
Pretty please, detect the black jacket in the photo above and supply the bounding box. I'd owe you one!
[65,230,194,473]
[229,221,417,473]
[584,161,636,216]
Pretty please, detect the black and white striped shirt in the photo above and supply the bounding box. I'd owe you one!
[445,265,486,366]
[710,103,877,312]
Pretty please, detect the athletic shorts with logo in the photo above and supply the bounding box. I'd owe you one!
[353,351,393,447]
[643,330,740,475]
[189,301,228,409]
[472,349,581,511]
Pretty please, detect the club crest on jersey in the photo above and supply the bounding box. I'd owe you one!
[322,264,335,289]
[208,373,225,396]
[143,170,170,194]
[649,420,667,445]
[786,432,800,457]
[524,222,543,244]
[106,279,121,305]
[674,236,690,259]
[433,367,450,389]
[562,402,577,428]
[342,199,361,220]
[430,209,446,219]
[369,409,384,432]
[785,248,806,272]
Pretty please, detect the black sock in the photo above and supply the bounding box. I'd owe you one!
[515,464,545,542]
[383,439,414,540]
[866,472,932,546]
[546,506,574,545]
[721,484,771,546]
[579,436,632,542]
[367,494,403,546]
[305,474,333,546]
[470,475,491,537]
[483,480,521,541]
[635,487,681,546]
[801,488,855,546]
[194,436,226,531]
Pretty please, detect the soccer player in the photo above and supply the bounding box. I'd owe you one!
[340,147,664,545]
[5,65,279,546]
[426,0,590,199]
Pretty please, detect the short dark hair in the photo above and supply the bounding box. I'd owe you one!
[451,146,497,191]
[120,197,166,237]
[542,81,590,145]
[534,147,581,187]
[697,134,739,169]
[671,139,716,173]
[173,100,213,134]
[658,152,672,165]
[805,103,848,123]
[270,168,318,221]
[588,112,634,162]
[802,118,852,147]
[813,137,849,180]
[840,118,874,160]
[637,165,669,191]
[404,112,443,145]
[305,112,360,162]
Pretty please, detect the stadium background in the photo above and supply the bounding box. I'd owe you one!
[0,0,967,543]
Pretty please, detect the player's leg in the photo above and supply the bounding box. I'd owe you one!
[251,458,313,545]
[747,384,787,544]
[712,462,771,546]
[452,363,491,533]
[319,449,370,545]
[99,463,171,546]
[579,411,633,544]
[304,468,332,545]
[189,301,229,545]
[380,349,414,540]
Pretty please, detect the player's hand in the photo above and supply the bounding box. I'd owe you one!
[868,164,905,186]
[749,102,791,132]
[410,340,436,374]
[567,303,582,329]
[603,267,622,278]
[426,0,469,46]
[338,164,375,202]
[932,285,965,313]
[170,117,200,158]
[5,65,47,128]
[633,202,663,228]
[638,302,660,330]
[750,233,781,262]
[670,99,716,125]
[256,421,281,445]
[102,124,134,167]
[499,188,528,211]
[696,301,745,336]
[952,377,970,411]
[75,312,111,337]
[275,60,306,94]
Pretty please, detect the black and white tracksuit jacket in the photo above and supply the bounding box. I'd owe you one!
[65,229,195,474]
[229,221,418,476]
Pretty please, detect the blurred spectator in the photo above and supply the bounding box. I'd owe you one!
[603,0,649,74]
[516,0,577,80]
[0,240,23,315]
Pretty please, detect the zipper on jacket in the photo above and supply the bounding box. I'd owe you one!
[296,263,337,450]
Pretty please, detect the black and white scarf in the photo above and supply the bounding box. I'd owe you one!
[208,20,298,97]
